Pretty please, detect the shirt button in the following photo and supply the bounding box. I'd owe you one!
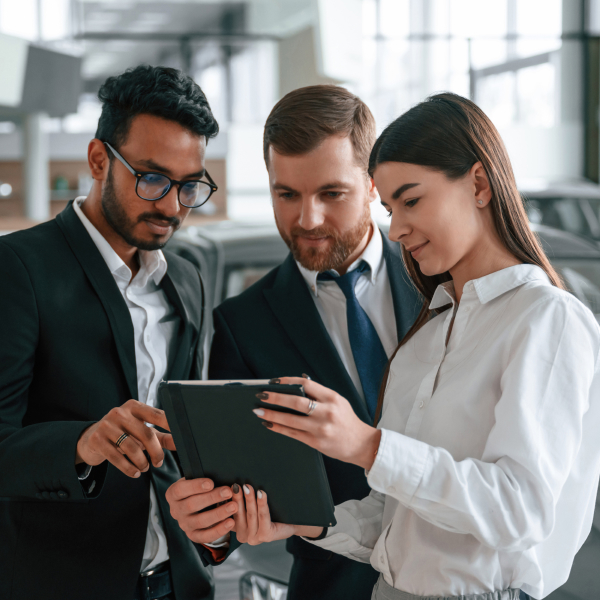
[153,516,159,524]
[419,401,424,408]
[380,556,385,564]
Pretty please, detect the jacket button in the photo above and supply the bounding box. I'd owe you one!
[49,492,58,500]
[41,491,50,500]
[35,493,42,500]
[58,490,69,499]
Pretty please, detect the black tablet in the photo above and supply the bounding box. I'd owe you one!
[158,380,336,527]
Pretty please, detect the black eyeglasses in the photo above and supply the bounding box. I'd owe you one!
[103,142,218,209]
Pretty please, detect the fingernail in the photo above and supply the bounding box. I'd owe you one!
[156,460,163,468]
[302,373,311,380]
[221,488,232,498]
[225,519,234,529]
[227,502,237,513]
[143,465,149,472]
[256,392,268,400]
[262,421,273,429]
[257,490,263,499]
[134,471,141,478]
[202,480,212,490]
[232,483,240,494]
[243,484,250,495]
[253,408,265,417]
[269,378,280,384]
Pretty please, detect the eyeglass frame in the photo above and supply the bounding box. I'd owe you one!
[103,141,218,209]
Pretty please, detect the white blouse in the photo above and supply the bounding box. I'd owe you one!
[311,265,600,599]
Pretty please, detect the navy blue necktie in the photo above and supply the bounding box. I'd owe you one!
[318,261,388,418]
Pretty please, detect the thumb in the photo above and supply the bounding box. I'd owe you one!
[157,432,176,452]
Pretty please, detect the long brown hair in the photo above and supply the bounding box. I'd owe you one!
[371,92,564,423]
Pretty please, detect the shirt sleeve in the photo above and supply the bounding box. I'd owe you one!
[367,295,600,552]
[303,489,386,563]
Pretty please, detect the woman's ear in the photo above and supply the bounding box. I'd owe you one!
[471,161,492,207]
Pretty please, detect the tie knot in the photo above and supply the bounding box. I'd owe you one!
[317,261,370,300]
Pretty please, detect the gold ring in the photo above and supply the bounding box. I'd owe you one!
[115,433,129,448]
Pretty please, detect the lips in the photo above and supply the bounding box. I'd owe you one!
[145,220,173,236]
[405,241,428,259]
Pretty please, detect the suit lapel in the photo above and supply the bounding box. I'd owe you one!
[381,232,422,341]
[160,256,201,381]
[263,255,370,422]
[56,202,138,400]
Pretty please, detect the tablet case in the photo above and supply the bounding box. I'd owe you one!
[159,381,336,527]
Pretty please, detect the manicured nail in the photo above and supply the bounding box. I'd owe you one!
[134,471,141,478]
[232,483,240,494]
[257,490,263,499]
[262,421,273,429]
[156,460,163,468]
[243,484,250,495]
[253,408,265,417]
[302,373,311,380]
[256,392,268,400]
[269,378,280,384]
[202,480,212,490]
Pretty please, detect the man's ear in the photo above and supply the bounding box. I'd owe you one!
[367,176,378,204]
[88,139,110,182]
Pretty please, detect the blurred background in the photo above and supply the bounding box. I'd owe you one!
[2,2,600,599]
[0,0,599,229]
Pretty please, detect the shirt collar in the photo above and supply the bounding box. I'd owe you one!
[72,196,167,286]
[297,223,384,297]
[429,264,551,310]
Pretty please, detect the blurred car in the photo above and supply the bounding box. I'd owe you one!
[169,220,600,600]
[521,179,600,245]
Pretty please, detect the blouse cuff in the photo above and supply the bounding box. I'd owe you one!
[367,428,430,506]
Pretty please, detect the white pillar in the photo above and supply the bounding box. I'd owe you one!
[23,112,50,221]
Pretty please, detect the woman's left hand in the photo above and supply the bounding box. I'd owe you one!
[253,377,382,470]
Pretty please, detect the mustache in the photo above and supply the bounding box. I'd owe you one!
[138,212,180,227]
[290,226,335,239]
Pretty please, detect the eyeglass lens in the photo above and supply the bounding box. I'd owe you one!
[137,173,212,208]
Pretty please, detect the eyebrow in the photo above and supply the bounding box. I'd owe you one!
[392,183,420,200]
[136,158,205,179]
[272,181,351,192]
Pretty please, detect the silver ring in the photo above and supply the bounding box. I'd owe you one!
[306,399,317,416]
[115,433,129,449]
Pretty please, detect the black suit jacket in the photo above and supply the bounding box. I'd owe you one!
[0,202,213,600]
[207,233,421,599]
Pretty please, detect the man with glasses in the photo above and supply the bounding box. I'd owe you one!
[0,65,223,600]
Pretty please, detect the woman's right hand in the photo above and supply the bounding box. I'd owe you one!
[231,483,323,545]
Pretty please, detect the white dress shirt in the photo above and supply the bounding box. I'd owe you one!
[73,197,179,572]
[297,225,398,403]
[310,264,600,599]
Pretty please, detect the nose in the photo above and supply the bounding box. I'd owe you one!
[388,211,411,244]
[153,184,182,218]
[298,196,325,230]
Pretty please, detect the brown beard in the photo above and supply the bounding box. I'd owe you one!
[276,203,372,272]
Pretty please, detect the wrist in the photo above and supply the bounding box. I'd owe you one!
[355,427,382,471]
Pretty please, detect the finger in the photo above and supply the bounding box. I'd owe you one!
[122,417,165,467]
[256,391,314,415]
[243,484,259,539]
[253,406,317,434]
[184,500,238,531]
[100,440,142,478]
[177,487,233,518]
[187,518,235,545]
[272,377,336,401]
[256,490,274,541]
[230,483,248,539]
[118,434,151,472]
[127,400,170,431]
[167,478,215,502]
[261,421,319,450]
[156,431,176,452]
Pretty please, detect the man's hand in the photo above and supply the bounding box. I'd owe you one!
[166,478,238,544]
[75,399,175,478]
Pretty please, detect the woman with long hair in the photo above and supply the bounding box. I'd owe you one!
[231,93,600,600]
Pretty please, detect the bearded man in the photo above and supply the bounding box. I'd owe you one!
[0,65,220,600]
[166,85,421,600]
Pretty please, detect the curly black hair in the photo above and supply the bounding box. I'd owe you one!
[95,65,219,148]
